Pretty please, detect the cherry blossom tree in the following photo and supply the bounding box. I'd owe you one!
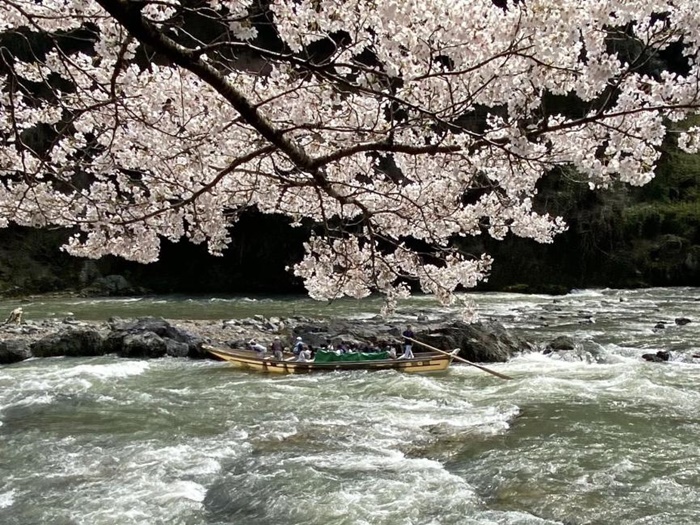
[1,0,700,313]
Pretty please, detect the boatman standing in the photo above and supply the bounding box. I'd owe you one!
[271,337,284,360]
[400,325,415,359]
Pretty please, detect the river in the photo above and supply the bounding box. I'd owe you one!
[1,287,699,525]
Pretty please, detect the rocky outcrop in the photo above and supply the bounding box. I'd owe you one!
[0,315,532,364]
[0,316,206,362]
[289,318,531,363]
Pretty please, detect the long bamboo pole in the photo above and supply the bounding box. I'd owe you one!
[405,336,513,380]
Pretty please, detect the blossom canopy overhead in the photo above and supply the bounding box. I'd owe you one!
[1,0,700,311]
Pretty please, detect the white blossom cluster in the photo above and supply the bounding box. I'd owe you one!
[1,0,700,312]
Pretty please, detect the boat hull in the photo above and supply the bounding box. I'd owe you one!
[204,346,456,374]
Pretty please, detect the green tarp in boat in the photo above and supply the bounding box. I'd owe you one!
[313,350,390,363]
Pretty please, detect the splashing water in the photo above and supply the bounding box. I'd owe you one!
[1,288,700,524]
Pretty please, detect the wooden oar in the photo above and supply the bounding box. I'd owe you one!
[404,336,513,380]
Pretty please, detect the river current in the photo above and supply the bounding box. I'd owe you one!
[1,288,699,525]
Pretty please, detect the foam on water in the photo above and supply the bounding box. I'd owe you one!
[231,444,483,525]
[0,360,152,418]
[63,361,150,380]
[0,490,14,509]
[155,480,207,503]
[3,287,700,524]
[5,436,248,525]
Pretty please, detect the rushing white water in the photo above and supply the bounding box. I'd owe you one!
[1,288,700,524]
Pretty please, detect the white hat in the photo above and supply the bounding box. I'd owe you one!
[296,336,302,340]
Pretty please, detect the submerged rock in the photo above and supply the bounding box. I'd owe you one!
[653,322,666,332]
[642,350,671,362]
[545,339,606,364]
[547,336,576,351]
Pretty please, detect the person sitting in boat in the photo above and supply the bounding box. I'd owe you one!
[248,339,267,359]
[296,345,312,362]
[271,337,284,360]
[292,337,304,356]
[400,325,415,359]
[386,345,397,359]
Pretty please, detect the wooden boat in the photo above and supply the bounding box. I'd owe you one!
[203,345,460,375]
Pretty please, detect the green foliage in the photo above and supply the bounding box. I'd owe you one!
[622,201,700,240]
[638,150,700,203]
[623,124,700,242]
[606,133,700,286]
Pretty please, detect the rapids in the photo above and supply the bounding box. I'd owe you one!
[1,287,699,524]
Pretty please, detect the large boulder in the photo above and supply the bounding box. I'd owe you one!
[0,340,31,364]
[415,321,531,363]
[165,339,190,358]
[31,329,105,358]
[104,317,205,358]
[118,332,167,358]
[547,336,576,351]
